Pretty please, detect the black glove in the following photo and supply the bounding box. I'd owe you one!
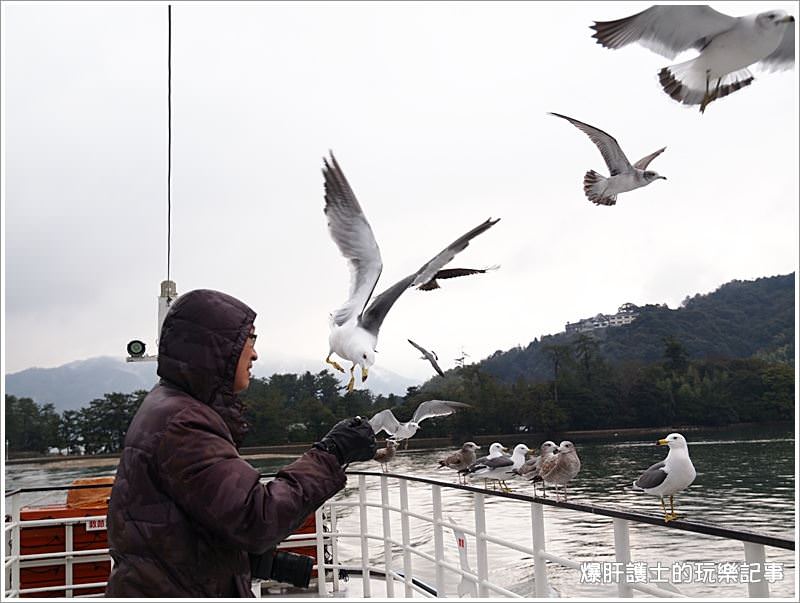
[313,416,377,466]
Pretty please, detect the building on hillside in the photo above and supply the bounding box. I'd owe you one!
[565,303,640,334]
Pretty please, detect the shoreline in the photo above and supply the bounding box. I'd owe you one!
[4,421,792,469]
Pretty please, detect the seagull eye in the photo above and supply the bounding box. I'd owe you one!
[362,353,367,359]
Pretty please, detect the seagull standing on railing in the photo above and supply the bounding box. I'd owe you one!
[372,439,397,473]
[540,441,582,502]
[461,442,508,489]
[513,440,558,497]
[369,400,471,448]
[632,433,696,522]
[322,152,499,392]
[438,441,480,484]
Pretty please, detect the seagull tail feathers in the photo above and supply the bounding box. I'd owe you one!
[659,60,754,112]
[583,170,616,206]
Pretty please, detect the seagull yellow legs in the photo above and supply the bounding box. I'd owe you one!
[660,495,680,522]
[347,364,356,392]
[326,354,345,373]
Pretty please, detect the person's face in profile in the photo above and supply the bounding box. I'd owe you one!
[234,327,258,393]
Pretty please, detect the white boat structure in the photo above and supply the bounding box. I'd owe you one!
[3,470,794,598]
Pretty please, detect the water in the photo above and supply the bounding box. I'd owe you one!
[5,425,795,598]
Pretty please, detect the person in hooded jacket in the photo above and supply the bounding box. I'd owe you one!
[105,289,376,597]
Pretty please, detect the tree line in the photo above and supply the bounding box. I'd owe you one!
[5,337,793,455]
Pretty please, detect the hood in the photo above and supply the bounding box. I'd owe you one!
[157,289,256,446]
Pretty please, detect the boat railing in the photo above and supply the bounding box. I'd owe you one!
[4,474,795,598]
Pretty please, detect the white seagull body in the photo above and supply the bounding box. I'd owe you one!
[632,433,696,522]
[322,153,500,391]
[591,6,795,112]
[369,399,470,442]
[550,112,666,206]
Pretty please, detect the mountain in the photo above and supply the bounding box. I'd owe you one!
[478,273,795,384]
[5,356,416,413]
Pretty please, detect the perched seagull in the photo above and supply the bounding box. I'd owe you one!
[513,440,558,497]
[408,339,446,377]
[539,441,582,502]
[550,112,666,206]
[468,443,530,493]
[438,441,480,484]
[322,153,500,391]
[632,433,697,522]
[373,439,397,473]
[461,442,508,488]
[369,400,470,445]
[591,6,796,113]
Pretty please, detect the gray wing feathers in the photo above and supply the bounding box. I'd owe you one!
[359,275,415,335]
[369,409,400,436]
[411,400,470,424]
[633,147,666,170]
[759,25,795,71]
[591,6,737,59]
[478,456,514,470]
[408,339,445,376]
[550,112,631,175]
[635,460,668,489]
[323,153,383,326]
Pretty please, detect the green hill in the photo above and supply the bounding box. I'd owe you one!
[479,273,794,384]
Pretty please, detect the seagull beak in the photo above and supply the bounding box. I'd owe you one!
[657,438,669,445]
[777,15,794,24]
[659,176,667,180]
[362,367,369,382]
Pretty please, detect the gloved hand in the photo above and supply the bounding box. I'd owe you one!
[313,416,377,466]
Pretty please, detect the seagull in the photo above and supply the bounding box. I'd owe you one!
[322,152,500,391]
[461,442,508,488]
[591,6,796,113]
[539,440,581,502]
[417,265,500,291]
[513,440,558,497]
[368,400,471,445]
[550,112,666,206]
[632,433,697,522]
[467,443,530,493]
[373,439,397,473]
[438,441,480,484]
[408,339,445,377]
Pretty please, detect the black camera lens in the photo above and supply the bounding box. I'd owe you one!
[270,551,314,588]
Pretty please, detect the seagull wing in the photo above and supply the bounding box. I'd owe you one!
[323,153,383,326]
[417,264,501,291]
[633,147,666,171]
[634,460,668,489]
[550,112,632,175]
[369,409,401,436]
[359,218,499,336]
[590,6,737,60]
[759,23,795,72]
[411,400,470,424]
[408,339,445,376]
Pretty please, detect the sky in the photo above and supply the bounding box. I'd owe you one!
[2,1,798,386]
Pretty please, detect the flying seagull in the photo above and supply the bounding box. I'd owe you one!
[369,399,471,443]
[417,265,500,291]
[322,152,500,391]
[591,6,795,113]
[549,112,666,206]
[632,433,696,522]
[408,339,445,377]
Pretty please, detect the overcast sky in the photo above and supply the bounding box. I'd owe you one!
[2,1,797,385]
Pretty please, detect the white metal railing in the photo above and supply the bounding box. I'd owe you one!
[5,474,795,598]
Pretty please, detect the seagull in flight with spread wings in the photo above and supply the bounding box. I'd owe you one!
[369,400,471,443]
[549,112,666,206]
[323,152,499,391]
[408,339,445,377]
[591,6,795,113]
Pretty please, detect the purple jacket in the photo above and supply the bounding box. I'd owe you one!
[105,289,346,597]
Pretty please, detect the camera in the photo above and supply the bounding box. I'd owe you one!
[250,549,314,588]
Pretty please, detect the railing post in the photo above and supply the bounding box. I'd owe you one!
[531,501,549,597]
[65,523,74,597]
[399,479,413,597]
[474,492,489,597]
[613,518,633,597]
[380,475,395,597]
[432,484,445,597]
[743,542,770,598]
[315,506,328,597]
[11,493,21,597]
[331,503,341,593]
[358,474,371,597]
